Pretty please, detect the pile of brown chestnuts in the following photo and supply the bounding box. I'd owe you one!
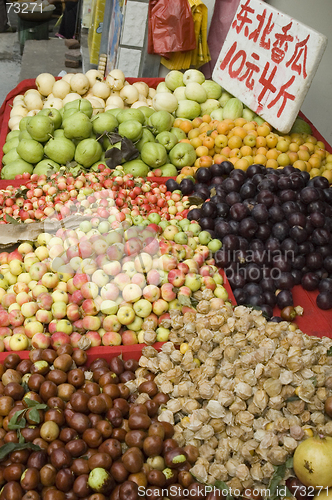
[0,346,217,500]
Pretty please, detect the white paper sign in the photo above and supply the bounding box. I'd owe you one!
[212,0,327,133]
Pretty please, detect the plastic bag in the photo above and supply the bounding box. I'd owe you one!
[161,0,210,70]
[148,0,197,57]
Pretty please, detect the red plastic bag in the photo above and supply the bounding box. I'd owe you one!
[148,0,196,57]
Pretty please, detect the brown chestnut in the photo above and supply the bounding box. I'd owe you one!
[67,369,85,388]
[3,463,25,482]
[71,459,90,476]
[58,383,76,402]
[72,349,87,366]
[68,413,91,434]
[183,445,199,464]
[139,382,158,398]
[112,428,127,442]
[4,382,25,400]
[4,353,21,369]
[45,408,65,427]
[82,428,102,448]
[147,469,166,487]
[40,464,57,486]
[122,447,144,474]
[42,349,58,364]
[90,358,108,371]
[160,421,174,439]
[27,450,48,469]
[16,359,33,375]
[54,354,73,372]
[164,448,188,469]
[125,430,147,449]
[93,367,110,383]
[70,392,90,414]
[73,474,92,498]
[88,452,113,471]
[59,428,79,443]
[98,439,122,460]
[128,413,151,430]
[57,345,73,356]
[119,480,138,500]
[0,395,14,416]
[178,470,194,488]
[110,462,128,483]
[10,448,30,464]
[43,488,66,500]
[20,467,40,490]
[108,357,124,375]
[21,426,40,442]
[89,413,102,428]
[48,397,65,410]
[0,481,23,500]
[123,359,139,372]
[148,423,165,440]
[22,491,41,500]
[106,408,123,428]
[144,400,159,418]
[95,420,113,439]
[119,370,136,384]
[163,439,179,454]
[50,448,73,470]
[55,468,75,492]
[98,393,113,410]
[87,395,107,415]
[128,472,147,488]
[153,393,170,406]
[65,439,88,458]
[47,440,66,456]
[99,372,118,387]
[143,436,163,457]
[47,370,68,386]
[129,404,148,416]
[83,382,100,397]
[113,398,129,418]
[103,384,120,399]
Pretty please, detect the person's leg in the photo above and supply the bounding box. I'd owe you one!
[58,2,78,39]
[0,0,9,32]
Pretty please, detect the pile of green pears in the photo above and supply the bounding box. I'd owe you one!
[1,99,197,180]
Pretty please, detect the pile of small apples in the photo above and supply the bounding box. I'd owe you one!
[0,169,190,223]
[0,210,228,352]
[8,69,158,131]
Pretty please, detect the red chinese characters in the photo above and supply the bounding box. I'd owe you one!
[232,0,254,37]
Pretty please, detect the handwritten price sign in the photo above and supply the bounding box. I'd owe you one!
[212,0,327,133]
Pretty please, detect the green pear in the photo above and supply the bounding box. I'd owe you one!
[5,130,20,142]
[44,137,76,165]
[19,130,33,141]
[74,138,103,168]
[54,129,66,138]
[137,106,155,125]
[91,113,118,135]
[33,159,60,176]
[27,115,54,143]
[62,108,78,122]
[17,138,44,164]
[1,159,34,180]
[148,110,174,135]
[105,108,122,119]
[117,108,145,124]
[155,131,178,152]
[64,98,93,118]
[19,116,30,132]
[118,120,143,142]
[63,112,92,141]
[39,108,62,129]
[136,128,155,153]
[3,138,19,155]
[123,159,149,178]
[2,148,20,166]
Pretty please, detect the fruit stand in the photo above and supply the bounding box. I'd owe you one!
[1,2,332,497]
